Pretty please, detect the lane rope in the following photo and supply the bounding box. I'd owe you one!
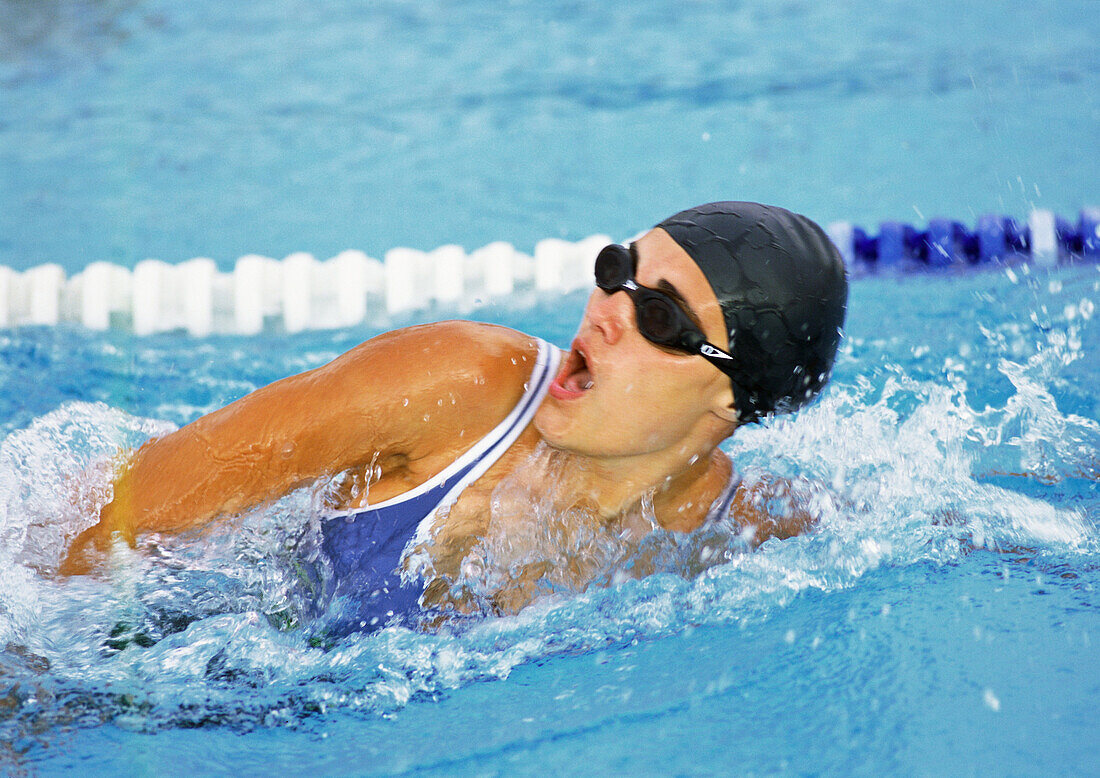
[1,209,1097,335]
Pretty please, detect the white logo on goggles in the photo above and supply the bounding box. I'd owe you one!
[699,343,732,360]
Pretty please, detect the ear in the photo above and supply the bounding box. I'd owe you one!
[711,403,740,425]
[709,385,741,425]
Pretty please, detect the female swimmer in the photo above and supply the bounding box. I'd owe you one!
[60,202,848,633]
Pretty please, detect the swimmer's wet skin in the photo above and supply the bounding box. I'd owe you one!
[60,201,848,635]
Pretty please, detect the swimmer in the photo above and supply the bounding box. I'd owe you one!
[59,202,848,632]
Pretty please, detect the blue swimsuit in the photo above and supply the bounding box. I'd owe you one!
[320,339,560,633]
[318,337,742,635]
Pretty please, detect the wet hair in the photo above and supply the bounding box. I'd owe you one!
[656,201,848,423]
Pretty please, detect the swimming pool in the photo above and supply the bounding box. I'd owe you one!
[2,0,1099,775]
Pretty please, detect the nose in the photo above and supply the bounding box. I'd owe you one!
[585,287,631,345]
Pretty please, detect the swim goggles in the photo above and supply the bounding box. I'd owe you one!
[594,243,738,376]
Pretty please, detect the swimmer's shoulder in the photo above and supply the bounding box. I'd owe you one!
[329,320,539,389]
[318,321,543,444]
[405,320,543,409]
[727,470,823,546]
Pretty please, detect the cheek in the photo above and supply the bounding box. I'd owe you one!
[607,362,712,435]
[533,340,720,455]
[617,357,701,404]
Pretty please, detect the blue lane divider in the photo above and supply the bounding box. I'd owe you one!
[832,208,1100,272]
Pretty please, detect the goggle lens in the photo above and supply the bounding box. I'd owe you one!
[636,296,679,345]
[594,244,631,290]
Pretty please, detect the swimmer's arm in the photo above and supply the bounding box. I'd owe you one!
[730,472,831,546]
[60,321,534,574]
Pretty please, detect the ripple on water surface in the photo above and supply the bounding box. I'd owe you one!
[0,266,1096,753]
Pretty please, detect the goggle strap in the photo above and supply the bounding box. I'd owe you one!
[686,331,760,423]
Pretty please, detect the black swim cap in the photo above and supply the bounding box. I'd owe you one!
[656,201,848,423]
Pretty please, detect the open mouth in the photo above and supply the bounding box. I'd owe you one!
[549,341,594,399]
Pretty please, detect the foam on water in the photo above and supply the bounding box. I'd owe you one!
[0,275,1095,740]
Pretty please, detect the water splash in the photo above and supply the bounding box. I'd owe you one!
[0,315,1096,738]
[990,329,1100,483]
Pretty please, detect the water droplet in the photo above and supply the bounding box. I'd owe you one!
[402,397,409,407]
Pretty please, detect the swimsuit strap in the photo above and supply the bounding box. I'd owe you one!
[702,463,742,526]
[319,339,560,633]
[326,338,560,527]
[407,337,559,546]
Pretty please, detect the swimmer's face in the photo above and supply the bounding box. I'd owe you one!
[536,228,738,460]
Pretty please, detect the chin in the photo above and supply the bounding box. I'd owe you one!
[533,399,611,456]
[532,401,574,450]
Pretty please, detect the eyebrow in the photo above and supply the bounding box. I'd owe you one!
[628,243,707,331]
[655,279,706,330]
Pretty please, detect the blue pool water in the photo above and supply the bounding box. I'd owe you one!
[2,266,1098,774]
[3,0,1100,271]
[2,0,1100,775]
